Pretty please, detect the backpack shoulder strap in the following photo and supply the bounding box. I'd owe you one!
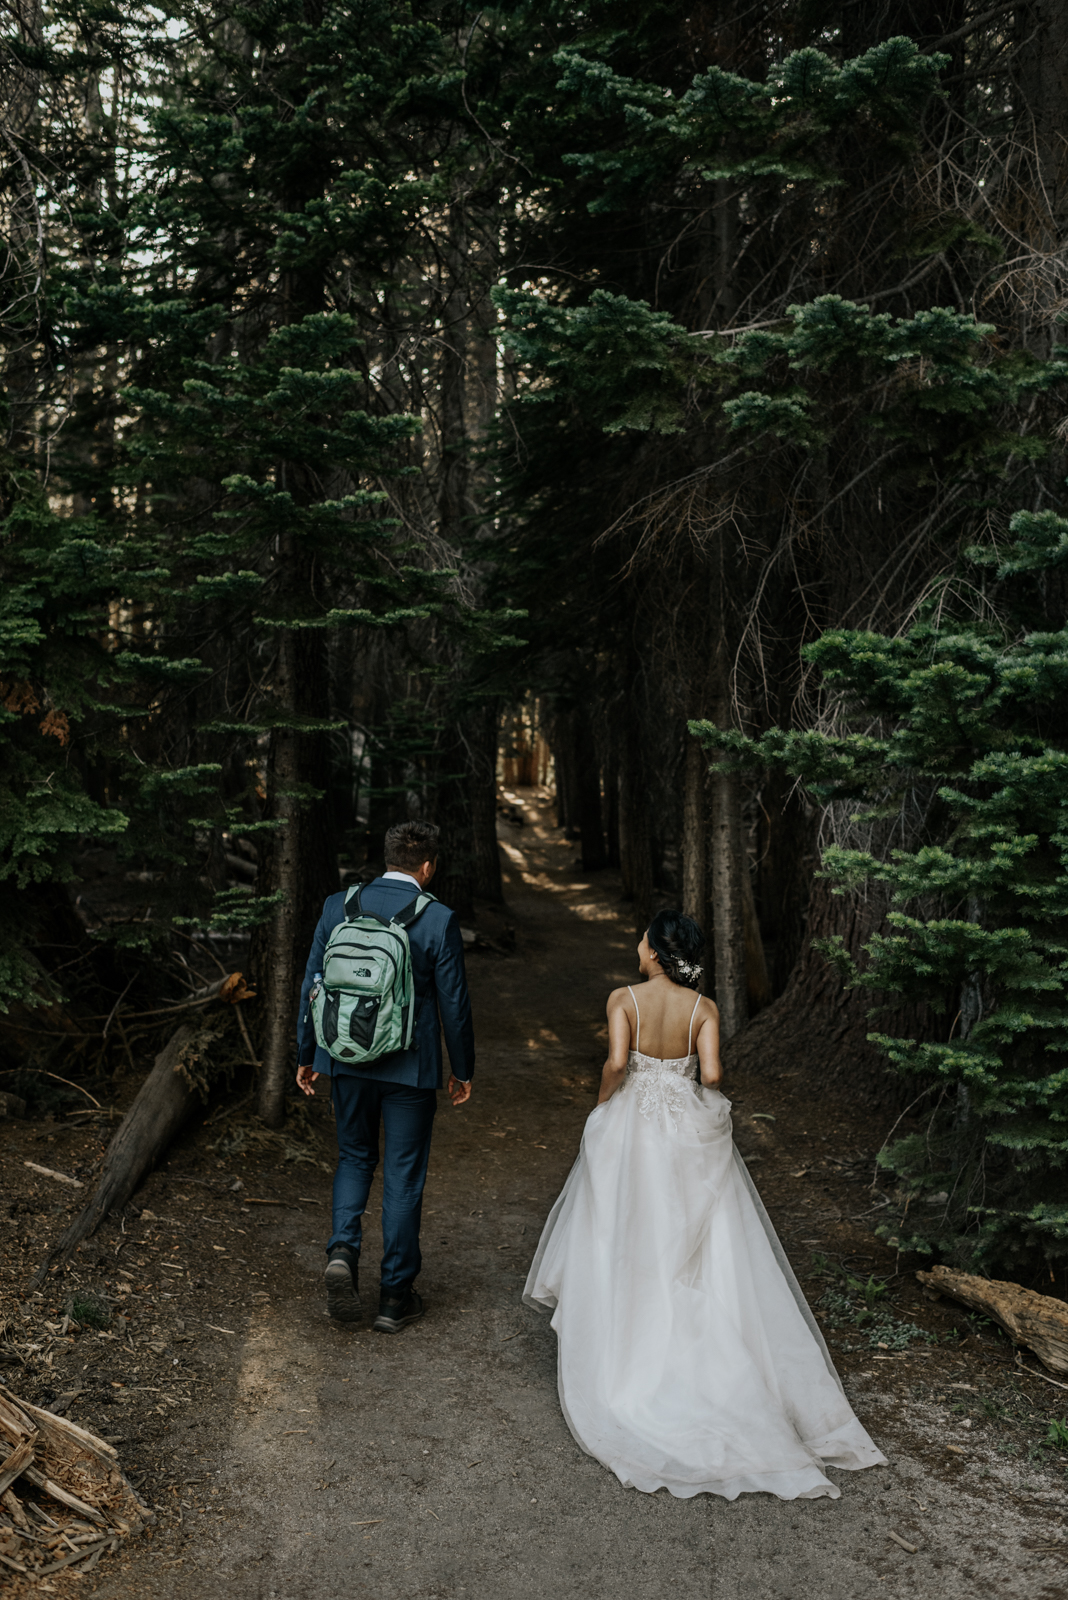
[343,883,389,926]
[391,892,437,931]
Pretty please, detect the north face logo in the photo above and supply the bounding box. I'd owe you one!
[356,967,372,978]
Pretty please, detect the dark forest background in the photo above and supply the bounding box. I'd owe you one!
[4,0,1068,1275]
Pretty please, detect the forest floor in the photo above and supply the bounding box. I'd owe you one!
[3,791,1068,1600]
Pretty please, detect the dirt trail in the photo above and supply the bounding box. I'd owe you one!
[85,795,1066,1600]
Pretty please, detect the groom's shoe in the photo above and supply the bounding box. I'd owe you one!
[373,1286,424,1334]
[324,1244,361,1322]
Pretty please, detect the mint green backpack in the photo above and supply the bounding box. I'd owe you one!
[309,885,435,1065]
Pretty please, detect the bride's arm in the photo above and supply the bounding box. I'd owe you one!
[696,1002,722,1088]
[597,991,633,1104]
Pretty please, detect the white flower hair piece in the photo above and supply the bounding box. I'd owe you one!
[674,958,703,984]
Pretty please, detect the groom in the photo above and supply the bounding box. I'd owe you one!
[295,820,475,1333]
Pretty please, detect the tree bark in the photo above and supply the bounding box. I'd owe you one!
[549,712,579,836]
[438,197,469,544]
[255,614,337,1127]
[469,701,504,902]
[709,760,746,1039]
[432,705,500,921]
[603,742,621,868]
[741,858,772,1014]
[681,731,708,927]
[574,704,607,870]
[757,769,814,994]
[707,649,747,1040]
[256,712,304,1126]
[619,718,653,935]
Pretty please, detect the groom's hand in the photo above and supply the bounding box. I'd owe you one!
[295,1063,319,1097]
[447,1075,472,1107]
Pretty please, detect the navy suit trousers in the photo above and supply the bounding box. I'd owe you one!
[328,1075,437,1293]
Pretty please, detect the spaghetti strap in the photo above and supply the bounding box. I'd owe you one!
[627,985,640,1053]
[687,993,701,1057]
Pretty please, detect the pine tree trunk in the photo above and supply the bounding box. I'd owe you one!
[432,756,476,923]
[741,859,772,1014]
[603,742,621,868]
[438,196,469,543]
[757,769,814,994]
[549,714,580,836]
[709,759,746,1039]
[469,701,503,902]
[619,721,653,935]
[255,583,338,1127]
[574,704,606,870]
[681,732,707,927]
[256,690,304,1127]
[707,650,747,1040]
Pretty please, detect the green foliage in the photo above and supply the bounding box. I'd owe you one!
[694,510,1068,1273]
[493,287,691,434]
[1047,1419,1068,1451]
[553,36,947,212]
[0,461,143,1004]
[66,1292,112,1330]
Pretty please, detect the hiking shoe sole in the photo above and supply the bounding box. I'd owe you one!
[324,1258,361,1323]
[373,1294,424,1334]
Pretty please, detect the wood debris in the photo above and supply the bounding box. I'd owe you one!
[22,1163,83,1189]
[0,1384,151,1584]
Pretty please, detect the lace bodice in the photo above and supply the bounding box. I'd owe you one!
[626,1049,698,1129]
[622,985,704,1128]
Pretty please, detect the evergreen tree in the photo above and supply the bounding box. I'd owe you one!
[491,14,1068,1056]
[694,508,1068,1276]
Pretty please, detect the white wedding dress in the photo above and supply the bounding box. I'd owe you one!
[523,989,887,1500]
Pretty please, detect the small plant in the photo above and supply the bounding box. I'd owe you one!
[816,1290,858,1328]
[67,1292,110,1330]
[815,1283,937,1349]
[1045,1419,1068,1451]
[864,1312,937,1351]
[844,1273,889,1313]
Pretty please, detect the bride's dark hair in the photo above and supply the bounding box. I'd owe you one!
[647,910,705,986]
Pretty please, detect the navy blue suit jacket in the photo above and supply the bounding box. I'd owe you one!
[296,876,475,1090]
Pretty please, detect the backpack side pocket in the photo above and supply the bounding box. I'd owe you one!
[348,995,380,1051]
[320,989,342,1048]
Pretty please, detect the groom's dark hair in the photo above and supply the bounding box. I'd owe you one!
[384,820,441,872]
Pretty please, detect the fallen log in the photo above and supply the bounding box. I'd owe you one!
[916,1264,1068,1374]
[30,994,243,1287]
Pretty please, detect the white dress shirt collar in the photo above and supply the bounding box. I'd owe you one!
[382,870,421,889]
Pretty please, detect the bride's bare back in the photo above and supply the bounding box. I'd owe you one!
[597,921,722,1104]
[620,980,706,1058]
[599,982,721,1103]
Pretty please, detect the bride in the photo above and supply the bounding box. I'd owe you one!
[523,910,887,1501]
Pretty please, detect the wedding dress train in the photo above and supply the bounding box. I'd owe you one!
[523,990,887,1500]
